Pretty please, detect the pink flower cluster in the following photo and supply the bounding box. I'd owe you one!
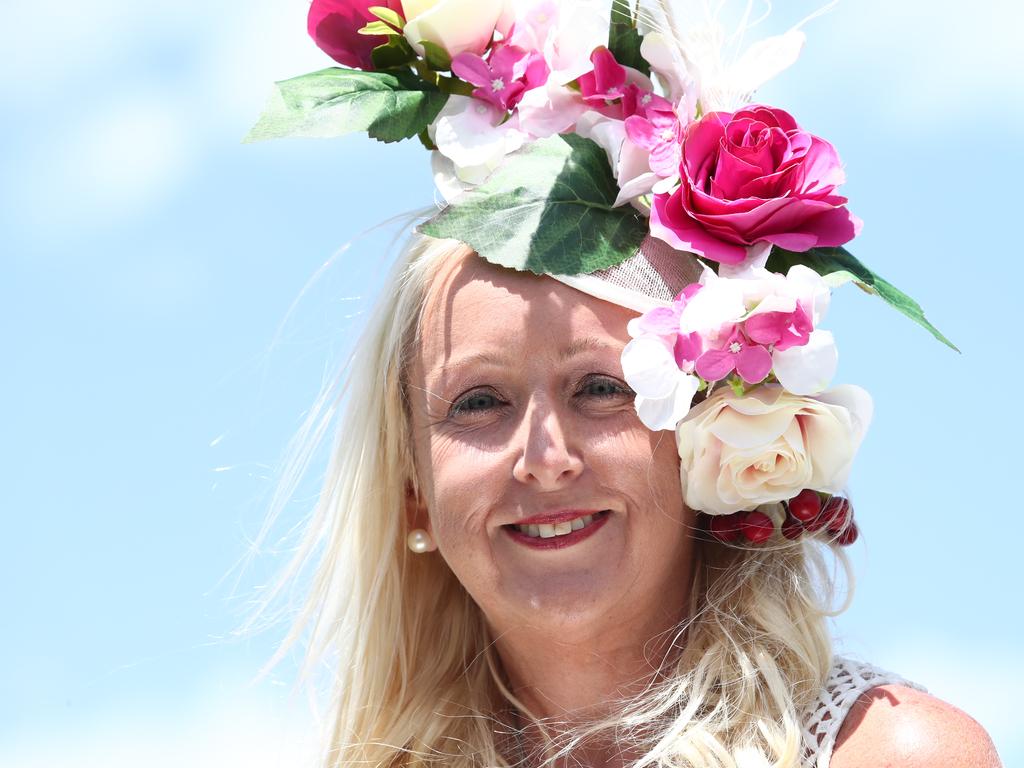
[305,1,862,266]
[451,45,548,112]
[621,265,838,431]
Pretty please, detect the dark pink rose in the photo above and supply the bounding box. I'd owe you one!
[650,105,862,264]
[308,0,405,71]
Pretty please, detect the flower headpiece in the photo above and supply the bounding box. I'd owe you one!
[249,0,955,546]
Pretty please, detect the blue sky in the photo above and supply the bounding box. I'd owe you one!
[1,0,1020,764]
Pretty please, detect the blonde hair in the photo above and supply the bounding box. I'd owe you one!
[256,234,851,768]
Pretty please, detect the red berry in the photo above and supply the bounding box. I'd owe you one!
[781,512,804,541]
[709,513,743,543]
[741,511,775,544]
[805,494,839,532]
[823,498,852,534]
[837,521,859,546]
[787,489,821,523]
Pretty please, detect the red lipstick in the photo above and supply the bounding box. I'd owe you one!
[504,510,611,550]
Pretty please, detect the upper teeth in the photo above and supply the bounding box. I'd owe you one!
[515,513,598,538]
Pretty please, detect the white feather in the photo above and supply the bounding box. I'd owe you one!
[633,0,838,112]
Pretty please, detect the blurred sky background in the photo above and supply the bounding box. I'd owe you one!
[1,0,1021,765]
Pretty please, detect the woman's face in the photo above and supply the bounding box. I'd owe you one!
[407,252,695,638]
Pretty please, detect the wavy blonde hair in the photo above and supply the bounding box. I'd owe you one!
[256,234,851,768]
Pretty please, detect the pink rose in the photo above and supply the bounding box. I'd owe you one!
[308,0,405,71]
[650,105,862,265]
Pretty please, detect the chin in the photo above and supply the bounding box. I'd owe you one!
[486,513,640,633]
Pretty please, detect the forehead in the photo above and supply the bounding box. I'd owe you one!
[417,252,636,369]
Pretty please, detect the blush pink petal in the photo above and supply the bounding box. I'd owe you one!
[624,115,658,148]
[649,141,681,177]
[675,331,703,367]
[743,311,791,346]
[578,46,627,102]
[744,307,812,350]
[635,306,681,336]
[695,349,737,381]
[736,345,773,383]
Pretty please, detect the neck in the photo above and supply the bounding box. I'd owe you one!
[490,584,692,766]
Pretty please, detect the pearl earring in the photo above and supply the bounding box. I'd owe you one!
[406,528,434,554]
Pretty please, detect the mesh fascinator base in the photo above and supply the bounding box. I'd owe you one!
[552,235,703,313]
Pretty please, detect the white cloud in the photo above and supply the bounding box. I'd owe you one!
[1,0,339,234]
[0,685,320,768]
[810,0,1023,119]
[10,92,194,234]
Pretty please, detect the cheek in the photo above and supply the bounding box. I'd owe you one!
[587,422,686,520]
[422,432,508,542]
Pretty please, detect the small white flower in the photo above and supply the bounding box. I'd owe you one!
[621,337,700,431]
[430,95,526,185]
[772,330,838,395]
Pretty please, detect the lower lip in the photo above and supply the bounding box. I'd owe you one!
[504,511,611,550]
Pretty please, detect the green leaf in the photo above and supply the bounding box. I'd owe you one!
[608,2,650,77]
[419,134,648,275]
[765,245,959,352]
[245,67,448,144]
[419,40,452,71]
[369,5,404,29]
[371,35,416,70]
[358,20,395,36]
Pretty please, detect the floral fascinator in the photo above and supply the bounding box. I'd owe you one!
[248,0,955,547]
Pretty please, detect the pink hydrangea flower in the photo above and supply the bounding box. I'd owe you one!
[623,87,682,177]
[577,46,627,105]
[744,303,813,351]
[695,327,773,384]
[627,284,704,369]
[621,285,704,431]
[452,43,549,111]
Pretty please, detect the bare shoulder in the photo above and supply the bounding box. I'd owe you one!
[830,684,1002,768]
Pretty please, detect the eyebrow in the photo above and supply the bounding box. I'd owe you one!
[432,336,616,378]
[558,336,616,362]
[435,351,511,376]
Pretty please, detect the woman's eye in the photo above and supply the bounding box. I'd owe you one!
[450,390,502,416]
[577,375,633,399]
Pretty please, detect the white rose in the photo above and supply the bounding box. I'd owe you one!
[403,0,506,58]
[676,384,872,515]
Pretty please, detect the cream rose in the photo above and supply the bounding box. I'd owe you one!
[402,0,507,58]
[676,384,872,516]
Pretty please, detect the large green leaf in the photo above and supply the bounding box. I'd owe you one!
[766,245,959,352]
[419,134,648,275]
[609,2,651,77]
[244,68,448,144]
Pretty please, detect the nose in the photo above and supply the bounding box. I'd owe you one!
[511,397,584,489]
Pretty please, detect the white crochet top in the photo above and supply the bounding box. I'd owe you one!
[800,656,926,767]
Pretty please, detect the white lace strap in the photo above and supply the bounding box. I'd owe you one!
[800,656,926,767]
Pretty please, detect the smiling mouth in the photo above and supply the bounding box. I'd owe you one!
[503,510,612,548]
